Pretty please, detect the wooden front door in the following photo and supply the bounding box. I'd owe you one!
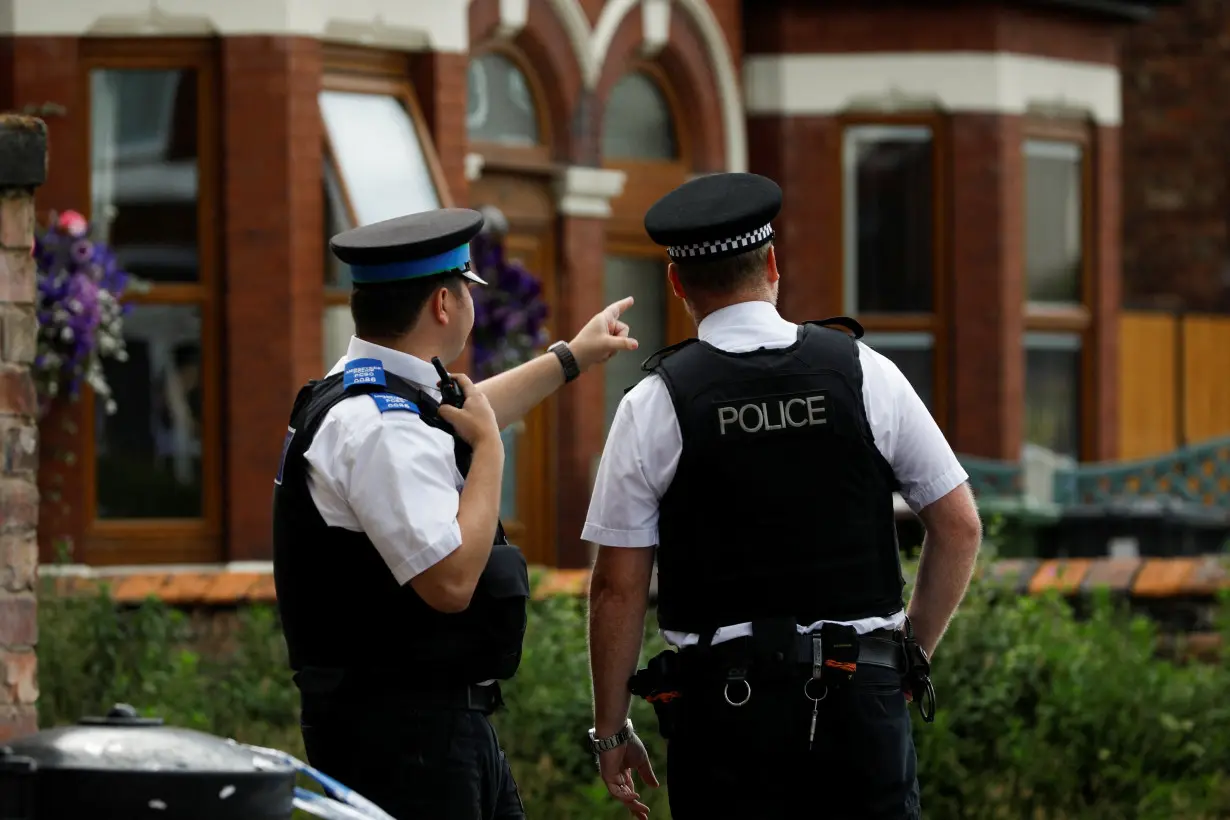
[469,171,557,565]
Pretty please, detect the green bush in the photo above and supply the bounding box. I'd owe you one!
[38,573,1230,820]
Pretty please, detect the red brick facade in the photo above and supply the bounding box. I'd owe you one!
[1,0,1176,568]
[1122,0,1230,312]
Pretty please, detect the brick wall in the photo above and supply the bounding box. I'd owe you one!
[1121,0,1230,312]
[0,114,47,740]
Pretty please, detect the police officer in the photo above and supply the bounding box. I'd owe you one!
[272,207,638,819]
[582,173,983,819]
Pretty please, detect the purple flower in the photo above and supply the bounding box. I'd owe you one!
[31,211,137,416]
[70,240,94,264]
[467,234,551,379]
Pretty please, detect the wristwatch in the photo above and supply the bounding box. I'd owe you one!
[548,340,581,383]
[587,719,634,753]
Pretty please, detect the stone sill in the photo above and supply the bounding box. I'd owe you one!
[39,555,1230,606]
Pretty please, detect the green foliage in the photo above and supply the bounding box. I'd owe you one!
[38,573,1230,820]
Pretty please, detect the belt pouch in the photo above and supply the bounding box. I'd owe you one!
[750,617,797,680]
[819,624,860,688]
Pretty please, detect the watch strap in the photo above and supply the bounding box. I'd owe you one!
[588,719,633,753]
[549,340,581,383]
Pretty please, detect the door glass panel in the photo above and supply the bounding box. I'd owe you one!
[603,255,667,433]
[95,304,203,518]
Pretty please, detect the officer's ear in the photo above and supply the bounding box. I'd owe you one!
[667,263,686,301]
[428,280,464,326]
[765,245,780,286]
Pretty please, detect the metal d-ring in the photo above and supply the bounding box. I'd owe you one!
[803,678,828,704]
[723,679,752,707]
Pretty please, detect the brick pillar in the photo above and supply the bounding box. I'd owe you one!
[745,116,842,322]
[0,114,47,739]
[221,38,324,561]
[949,115,1025,460]
[0,37,88,563]
[1092,125,1121,461]
[409,52,469,208]
[411,51,473,374]
[555,215,606,568]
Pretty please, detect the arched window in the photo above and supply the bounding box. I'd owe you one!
[601,71,678,160]
[467,52,541,147]
[600,69,689,433]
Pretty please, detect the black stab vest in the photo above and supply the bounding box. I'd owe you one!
[647,318,905,635]
[271,363,530,685]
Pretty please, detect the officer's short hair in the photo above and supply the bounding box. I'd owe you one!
[673,243,773,296]
[350,273,466,340]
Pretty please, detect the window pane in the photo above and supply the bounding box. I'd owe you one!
[499,425,520,522]
[601,72,677,160]
[323,305,354,371]
[603,256,668,433]
[323,159,354,290]
[1024,140,1083,304]
[95,304,203,519]
[90,68,200,284]
[862,332,935,412]
[320,90,441,226]
[843,126,933,313]
[1024,332,1082,458]
[467,53,540,146]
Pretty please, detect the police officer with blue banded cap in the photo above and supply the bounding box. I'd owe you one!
[272,207,639,819]
[583,173,983,819]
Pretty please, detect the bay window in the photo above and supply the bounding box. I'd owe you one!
[841,119,945,419]
[1023,131,1091,459]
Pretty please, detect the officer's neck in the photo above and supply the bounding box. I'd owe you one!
[690,292,776,324]
[357,333,458,368]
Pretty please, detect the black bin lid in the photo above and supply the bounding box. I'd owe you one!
[0,704,296,820]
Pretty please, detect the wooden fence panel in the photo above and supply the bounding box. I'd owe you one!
[1119,312,1179,459]
[1182,314,1230,444]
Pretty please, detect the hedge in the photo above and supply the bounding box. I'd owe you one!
[37,564,1230,819]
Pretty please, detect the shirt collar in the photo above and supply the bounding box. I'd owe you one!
[330,336,442,400]
[696,300,796,346]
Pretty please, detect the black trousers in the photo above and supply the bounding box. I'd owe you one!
[299,684,525,820]
[663,663,921,819]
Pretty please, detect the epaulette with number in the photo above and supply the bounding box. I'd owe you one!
[639,338,699,373]
[802,316,865,339]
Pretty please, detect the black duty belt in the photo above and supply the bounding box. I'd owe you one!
[693,629,906,674]
[794,632,905,672]
[409,681,504,714]
[294,668,505,714]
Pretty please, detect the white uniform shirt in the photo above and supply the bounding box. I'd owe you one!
[304,337,465,584]
[582,301,969,647]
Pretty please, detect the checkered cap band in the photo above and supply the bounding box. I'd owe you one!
[667,224,774,259]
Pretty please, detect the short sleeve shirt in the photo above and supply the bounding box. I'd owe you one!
[303,337,464,585]
[581,301,969,644]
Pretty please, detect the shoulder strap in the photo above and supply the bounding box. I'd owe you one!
[640,337,699,373]
[796,321,900,493]
[279,359,509,542]
[801,315,865,339]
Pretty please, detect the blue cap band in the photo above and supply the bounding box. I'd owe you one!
[349,243,472,284]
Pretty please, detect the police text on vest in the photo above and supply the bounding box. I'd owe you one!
[716,392,827,436]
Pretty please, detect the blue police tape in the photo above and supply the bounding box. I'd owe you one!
[236,742,397,820]
[293,788,379,820]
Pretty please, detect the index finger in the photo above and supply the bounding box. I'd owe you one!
[604,296,635,318]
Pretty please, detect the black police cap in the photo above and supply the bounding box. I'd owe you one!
[329,208,487,285]
[643,172,782,262]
